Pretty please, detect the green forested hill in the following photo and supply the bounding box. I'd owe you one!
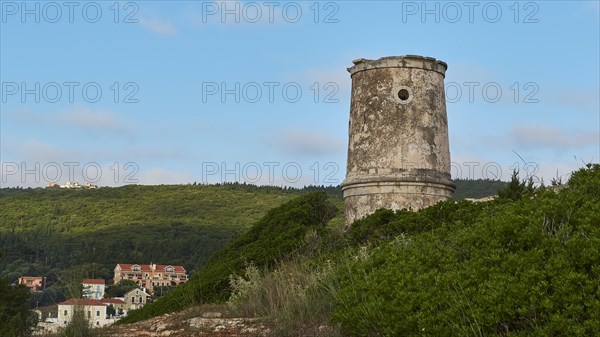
[0,178,501,281]
[0,178,500,309]
[452,178,507,199]
[0,184,342,289]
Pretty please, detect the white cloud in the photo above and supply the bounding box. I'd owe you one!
[0,161,197,188]
[304,67,352,97]
[273,129,345,157]
[139,17,177,36]
[19,140,82,163]
[185,1,317,26]
[59,106,130,134]
[4,106,132,136]
[546,87,600,113]
[511,125,599,151]
[137,168,194,185]
[449,153,588,184]
[447,63,495,83]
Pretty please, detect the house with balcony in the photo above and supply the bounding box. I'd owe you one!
[82,279,105,299]
[113,263,188,293]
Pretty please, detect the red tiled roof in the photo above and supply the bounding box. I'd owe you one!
[101,298,126,304]
[59,298,125,306]
[82,279,105,285]
[115,263,186,273]
[59,299,109,306]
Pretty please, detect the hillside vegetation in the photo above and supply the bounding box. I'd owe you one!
[0,183,341,306]
[0,179,496,281]
[334,165,599,335]
[120,165,599,336]
[119,192,339,324]
[452,178,507,199]
[0,178,502,311]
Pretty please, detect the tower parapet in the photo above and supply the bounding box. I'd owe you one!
[342,55,454,225]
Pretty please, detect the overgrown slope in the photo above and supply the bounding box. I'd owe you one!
[119,192,339,324]
[122,165,600,336]
[334,164,600,336]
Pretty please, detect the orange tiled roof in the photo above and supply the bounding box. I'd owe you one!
[116,263,186,273]
[82,279,105,285]
[101,298,126,304]
[59,298,125,306]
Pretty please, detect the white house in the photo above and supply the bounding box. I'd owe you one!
[60,182,81,188]
[124,288,151,310]
[82,279,105,299]
[57,298,125,327]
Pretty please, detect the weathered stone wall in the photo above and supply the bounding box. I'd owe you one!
[342,56,454,225]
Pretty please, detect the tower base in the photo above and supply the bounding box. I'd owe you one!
[342,178,455,225]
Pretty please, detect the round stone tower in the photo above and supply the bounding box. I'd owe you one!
[342,55,454,225]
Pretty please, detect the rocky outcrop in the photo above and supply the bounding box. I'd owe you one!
[105,308,272,337]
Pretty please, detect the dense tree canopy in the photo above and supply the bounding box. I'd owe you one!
[0,277,36,337]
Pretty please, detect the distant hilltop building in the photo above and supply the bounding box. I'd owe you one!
[342,55,454,225]
[47,181,97,189]
[113,263,188,293]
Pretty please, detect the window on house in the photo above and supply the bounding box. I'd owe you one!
[131,297,135,303]
[64,310,68,316]
[166,267,174,272]
[88,311,91,318]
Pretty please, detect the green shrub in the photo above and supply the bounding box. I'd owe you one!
[333,164,600,336]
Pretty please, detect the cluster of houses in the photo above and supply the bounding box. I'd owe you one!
[47,181,98,189]
[31,263,188,331]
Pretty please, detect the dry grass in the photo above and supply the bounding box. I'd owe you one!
[227,258,343,337]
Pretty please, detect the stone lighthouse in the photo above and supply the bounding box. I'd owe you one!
[341,55,454,225]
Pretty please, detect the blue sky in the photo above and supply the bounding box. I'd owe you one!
[1,0,599,187]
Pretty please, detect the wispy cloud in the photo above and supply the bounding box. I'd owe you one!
[272,129,344,157]
[305,67,352,96]
[59,106,129,133]
[546,87,600,113]
[448,63,495,83]
[139,17,177,36]
[511,125,599,151]
[19,140,82,162]
[137,168,194,185]
[185,1,317,26]
[5,106,132,136]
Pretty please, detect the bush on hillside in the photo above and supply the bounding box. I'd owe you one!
[333,164,600,336]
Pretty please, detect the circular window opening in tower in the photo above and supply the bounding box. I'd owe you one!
[398,89,410,101]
